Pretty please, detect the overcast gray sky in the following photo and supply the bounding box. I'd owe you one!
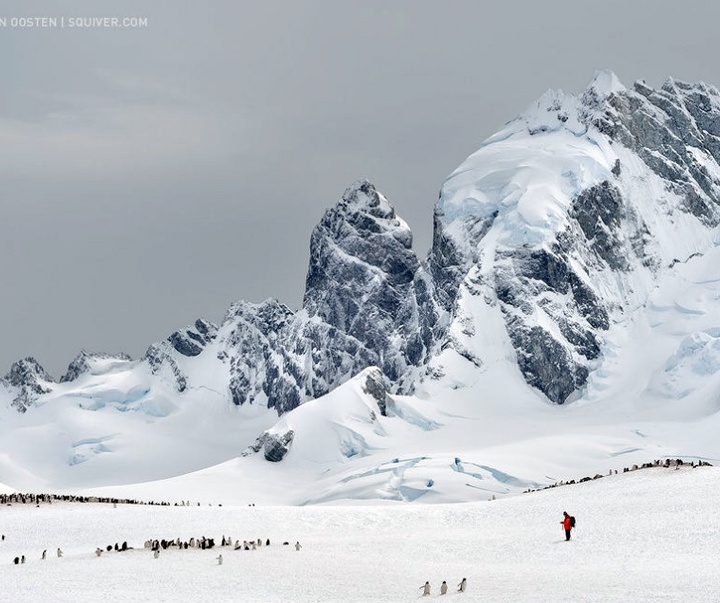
[1,0,719,377]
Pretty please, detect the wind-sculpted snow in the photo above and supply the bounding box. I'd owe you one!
[60,351,134,383]
[661,329,720,399]
[68,436,114,466]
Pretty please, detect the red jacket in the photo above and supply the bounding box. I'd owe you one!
[562,515,572,530]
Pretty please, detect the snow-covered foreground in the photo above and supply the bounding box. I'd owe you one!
[1,466,718,603]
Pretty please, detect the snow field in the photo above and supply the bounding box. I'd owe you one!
[1,466,718,603]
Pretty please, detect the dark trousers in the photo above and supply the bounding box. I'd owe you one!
[565,529,571,540]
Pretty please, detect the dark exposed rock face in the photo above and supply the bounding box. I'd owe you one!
[262,430,295,462]
[137,179,443,416]
[2,357,54,413]
[169,319,218,357]
[570,181,629,271]
[589,78,720,225]
[243,429,295,462]
[145,342,188,392]
[303,180,442,384]
[218,298,378,414]
[274,316,376,412]
[361,367,391,416]
[508,321,589,405]
[493,242,608,404]
[428,195,619,404]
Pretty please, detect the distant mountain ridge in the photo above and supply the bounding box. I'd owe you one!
[4,70,720,414]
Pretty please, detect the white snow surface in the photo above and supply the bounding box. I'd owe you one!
[1,466,719,602]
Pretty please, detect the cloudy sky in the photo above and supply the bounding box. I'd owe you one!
[1,0,719,377]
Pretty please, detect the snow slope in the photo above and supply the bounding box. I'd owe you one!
[0,357,277,491]
[1,466,718,603]
[39,359,716,508]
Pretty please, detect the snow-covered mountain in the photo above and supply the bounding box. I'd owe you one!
[3,71,720,500]
[429,69,720,403]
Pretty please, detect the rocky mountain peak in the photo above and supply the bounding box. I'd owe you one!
[2,357,54,413]
[429,74,720,404]
[4,356,53,387]
[302,180,439,384]
[304,180,418,321]
[585,69,626,100]
[338,178,394,215]
[168,318,218,358]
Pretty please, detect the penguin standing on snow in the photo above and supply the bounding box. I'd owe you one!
[420,581,431,596]
[458,578,467,593]
[440,581,448,595]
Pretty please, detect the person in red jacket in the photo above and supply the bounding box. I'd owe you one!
[561,511,573,540]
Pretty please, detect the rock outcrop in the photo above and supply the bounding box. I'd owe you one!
[2,357,54,412]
